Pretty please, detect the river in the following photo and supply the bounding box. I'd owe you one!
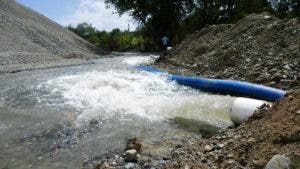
[0,53,234,169]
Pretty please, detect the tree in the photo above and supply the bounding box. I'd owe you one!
[105,0,194,46]
[270,0,300,18]
[68,23,147,51]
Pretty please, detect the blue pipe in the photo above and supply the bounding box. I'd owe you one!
[136,65,286,102]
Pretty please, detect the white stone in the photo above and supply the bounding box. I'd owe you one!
[125,149,138,162]
[265,154,290,169]
[204,145,213,152]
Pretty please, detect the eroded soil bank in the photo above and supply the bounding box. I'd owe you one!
[162,90,300,169]
[155,13,299,90]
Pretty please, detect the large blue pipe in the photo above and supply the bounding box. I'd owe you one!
[136,65,286,102]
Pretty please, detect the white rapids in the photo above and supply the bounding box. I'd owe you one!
[40,55,233,128]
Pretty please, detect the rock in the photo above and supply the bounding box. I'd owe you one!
[175,144,183,149]
[272,72,282,81]
[227,160,235,164]
[124,162,135,169]
[269,68,277,73]
[248,138,257,143]
[204,145,213,152]
[110,161,117,166]
[124,149,138,162]
[125,138,142,153]
[216,143,224,149]
[283,65,292,71]
[201,158,208,163]
[265,154,290,169]
[252,159,268,169]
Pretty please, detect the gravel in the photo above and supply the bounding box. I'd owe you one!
[0,0,107,73]
[156,13,299,90]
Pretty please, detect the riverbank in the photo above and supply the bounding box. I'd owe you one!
[94,90,299,169]
[162,89,300,168]
[155,13,299,90]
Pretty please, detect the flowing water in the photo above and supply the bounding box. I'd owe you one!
[0,53,234,169]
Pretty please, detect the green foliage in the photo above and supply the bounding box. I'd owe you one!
[68,24,146,51]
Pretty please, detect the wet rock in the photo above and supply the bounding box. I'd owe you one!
[125,138,142,153]
[265,154,290,169]
[124,149,138,162]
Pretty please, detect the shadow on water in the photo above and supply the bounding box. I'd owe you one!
[18,117,106,157]
[169,117,220,138]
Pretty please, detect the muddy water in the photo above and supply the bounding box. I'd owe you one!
[0,53,234,169]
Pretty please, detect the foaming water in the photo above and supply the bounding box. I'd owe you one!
[41,64,232,128]
[0,53,234,169]
[123,55,158,65]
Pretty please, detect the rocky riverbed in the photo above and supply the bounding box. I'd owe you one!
[94,90,299,169]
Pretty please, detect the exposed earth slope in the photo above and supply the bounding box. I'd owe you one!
[164,89,300,168]
[0,0,107,73]
[156,13,299,90]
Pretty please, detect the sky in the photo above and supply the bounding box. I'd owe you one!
[16,0,137,31]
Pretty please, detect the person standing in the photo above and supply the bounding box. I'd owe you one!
[161,36,169,50]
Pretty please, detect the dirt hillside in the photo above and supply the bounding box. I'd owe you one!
[156,13,299,90]
[0,0,107,73]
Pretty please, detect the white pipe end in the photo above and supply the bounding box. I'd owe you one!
[230,97,265,125]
